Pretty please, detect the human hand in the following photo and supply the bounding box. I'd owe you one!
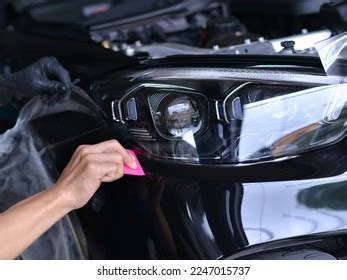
[8,57,71,100]
[53,140,137,210]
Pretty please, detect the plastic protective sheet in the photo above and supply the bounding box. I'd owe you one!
[0,87,97,259]
[315,31,347,79]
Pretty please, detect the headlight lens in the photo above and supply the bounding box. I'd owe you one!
[104,68,347,164]
[232,84,347,161]
[151,93,205,139]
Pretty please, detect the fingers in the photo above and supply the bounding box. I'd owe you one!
[74,140,136,169]
[54,82,69,94]
[101,164,124,183]
[113,143,137,169]
[37,57,72,95]
[83,152,125,165]
[56,142,130,210]
[84,161,124,183]
[10,57,72,100]
[80,140,126,154]
[52,61,71,85]
[41,57,71,84]
[34,77,68,95]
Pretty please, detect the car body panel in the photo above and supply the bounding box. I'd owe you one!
[25,55,347,259]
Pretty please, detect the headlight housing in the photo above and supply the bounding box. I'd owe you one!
[95,66,347,164]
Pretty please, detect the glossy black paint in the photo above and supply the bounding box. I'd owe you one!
[29,56,347,259]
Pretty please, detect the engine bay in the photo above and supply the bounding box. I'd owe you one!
[4,0,347,60]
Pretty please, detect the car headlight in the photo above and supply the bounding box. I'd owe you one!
[149,90,207,139]
[96,67,347,164]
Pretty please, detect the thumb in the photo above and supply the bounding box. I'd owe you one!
[35,77,69,95]
[53,82,69,94]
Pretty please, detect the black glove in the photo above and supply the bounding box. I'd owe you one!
[4,57,71,103]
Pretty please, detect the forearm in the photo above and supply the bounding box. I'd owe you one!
[0,140,131,260]
[0,186,72,260]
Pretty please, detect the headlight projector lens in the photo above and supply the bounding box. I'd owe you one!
[154,93,203,138]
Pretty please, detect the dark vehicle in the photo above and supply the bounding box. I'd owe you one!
[2,0,347,260]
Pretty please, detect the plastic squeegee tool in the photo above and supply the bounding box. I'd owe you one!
[124,150,145,176]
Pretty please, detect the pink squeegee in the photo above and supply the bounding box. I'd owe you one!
[124,150,145,176]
